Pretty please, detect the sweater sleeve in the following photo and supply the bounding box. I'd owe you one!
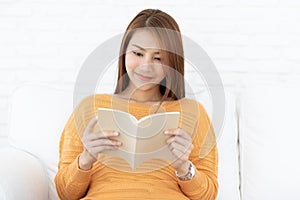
[54,97,95,200]
[178,102,219,200]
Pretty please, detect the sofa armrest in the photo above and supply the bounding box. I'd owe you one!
[0,147,48,200]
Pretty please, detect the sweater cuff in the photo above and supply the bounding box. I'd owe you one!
[69,155,93,183]
[177,169,203,194]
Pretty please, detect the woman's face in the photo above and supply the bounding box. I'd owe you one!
[125,30,167,91]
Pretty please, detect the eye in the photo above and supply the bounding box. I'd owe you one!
[133,51,143,57]
[154,57,161,61]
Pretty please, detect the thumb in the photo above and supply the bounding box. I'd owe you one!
[85,115,98,134]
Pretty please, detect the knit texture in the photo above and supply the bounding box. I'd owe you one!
[55,94,218,200]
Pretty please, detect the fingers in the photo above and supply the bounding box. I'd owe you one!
[82,116,122,158]
[86,138,122,148]
[88,130,119,141]
[167,139,193,159]
[85,116,98,133]
[87,145,120,158]
[164,128,192,142]
[82,130,121,148]
[165,128,194,160]
[80,116,123,167]
[84,116,120,139]
[82,132,122,160]
[168,140,192,153]
[171,148,190,161]
[166,135,190,148]
[165,128,192,148]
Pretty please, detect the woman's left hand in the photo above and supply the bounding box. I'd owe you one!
[164,128,194,176]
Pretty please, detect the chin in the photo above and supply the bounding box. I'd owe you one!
[133,82,156,91]
[136,85,154,91]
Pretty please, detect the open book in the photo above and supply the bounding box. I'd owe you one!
[97,108,180,169]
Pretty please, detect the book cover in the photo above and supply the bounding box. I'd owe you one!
[97,108,180,169]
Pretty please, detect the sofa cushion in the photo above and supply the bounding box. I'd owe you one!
[239,85,300,199]
[0,147,48,200]
[194,90,240,200]
[8,83,74,200]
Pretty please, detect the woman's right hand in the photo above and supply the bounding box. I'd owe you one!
[79,116,122,170]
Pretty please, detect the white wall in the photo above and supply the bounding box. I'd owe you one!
[1,0,300,142]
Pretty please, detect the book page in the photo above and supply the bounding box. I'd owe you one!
[134,112,180,168]
[97,108,180,169]
[136,112,180,152]
[98,108,137,165]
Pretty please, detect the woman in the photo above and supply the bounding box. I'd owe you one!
[55,9,218,200]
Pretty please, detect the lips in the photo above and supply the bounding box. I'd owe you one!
[134,72,153,81]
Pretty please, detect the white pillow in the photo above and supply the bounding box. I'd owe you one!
[0,147,48,200]
[8,83,74,200]
[193,90,240,200]
[239,85,300,199]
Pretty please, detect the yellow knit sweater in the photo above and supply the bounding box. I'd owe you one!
[55,94,218,200]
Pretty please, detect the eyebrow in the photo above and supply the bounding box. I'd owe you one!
[132,44,160,54]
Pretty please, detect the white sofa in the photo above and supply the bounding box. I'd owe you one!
[0,83,300,200]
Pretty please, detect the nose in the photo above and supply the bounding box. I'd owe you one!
[139,54,155,71]
[141,53,155,65]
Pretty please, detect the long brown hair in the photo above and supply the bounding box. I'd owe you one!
[114,9,185,105]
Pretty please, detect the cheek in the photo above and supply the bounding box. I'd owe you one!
[158,68,165,77]
[125,54,139,71]
[155,65,166,79]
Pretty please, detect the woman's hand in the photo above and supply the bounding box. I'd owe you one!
[165,128,194,176]
[79,116,122,170]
